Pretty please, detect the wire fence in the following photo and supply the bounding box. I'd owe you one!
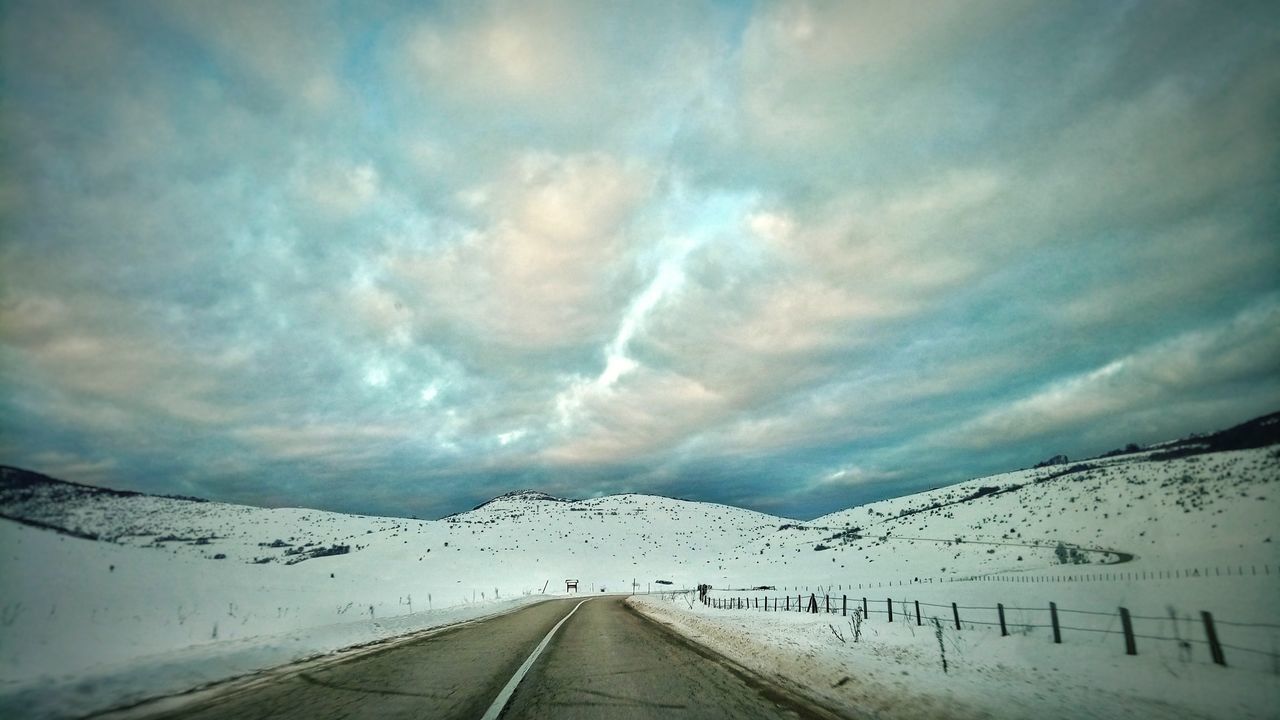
[696,588,1280,669]
[721,562,1280,593]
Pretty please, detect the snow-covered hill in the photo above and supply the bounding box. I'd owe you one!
[630,443,1280,720]
[1,412,1277,719]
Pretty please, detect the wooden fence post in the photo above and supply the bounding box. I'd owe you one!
[915,600,922,626]
[863,597,869,619]
[1050,602,1061,644]
[825,595,830,614]
[997,603,1008,636]
[952,602,961,630]
[888,598,894,622]
[786,595,790,611]
[1202,611,1225,666]
[843,595,847,617]
[1119,607,1136,655]
[809,593,818,613]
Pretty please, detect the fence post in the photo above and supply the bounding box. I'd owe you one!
[952,602,961,630]
[1202,611,1226,666]
[888,598,894,622]
[1119,607,1136,655]
[915,600,922,626]
[843,595,847,617]
[998,603,1008,636]
[786,595,790,611]
[863,597,869,618]
[826,595,830,613]
[1050,602,1061,644]
[809,593,818,613]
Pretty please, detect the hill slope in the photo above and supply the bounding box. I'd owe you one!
[1,412,1277,719]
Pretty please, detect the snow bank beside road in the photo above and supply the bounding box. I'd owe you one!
[0,585,548,720]
[628,593,1280,720]
[0,520,553,720]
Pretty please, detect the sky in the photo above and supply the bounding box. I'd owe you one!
[1,1,1278,521]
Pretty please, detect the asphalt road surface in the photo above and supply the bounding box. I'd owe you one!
[135,596,833,720]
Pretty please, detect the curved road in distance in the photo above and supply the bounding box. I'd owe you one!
[131,596,837,720]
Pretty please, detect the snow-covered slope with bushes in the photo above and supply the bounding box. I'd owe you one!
[1,413,1277,718]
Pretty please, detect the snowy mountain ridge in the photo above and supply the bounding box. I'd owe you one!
[1,410,1277,573]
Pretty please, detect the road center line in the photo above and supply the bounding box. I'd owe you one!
[479,598,591,720]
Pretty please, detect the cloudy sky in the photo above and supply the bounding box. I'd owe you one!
[1,1,1277,520]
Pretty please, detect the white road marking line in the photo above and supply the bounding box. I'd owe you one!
[480,599,591,720]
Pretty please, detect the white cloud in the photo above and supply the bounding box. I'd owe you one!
[27,451,118,484]
[156,1,349,111]
[542,366,727,465]
[945,300,1280,449]
[816,465,903,489]
[385,151,655,350]
[737,0,1017,152]
[233,423,411,464]
[293,160,382,219]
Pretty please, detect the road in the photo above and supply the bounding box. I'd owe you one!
[133,596,833,720]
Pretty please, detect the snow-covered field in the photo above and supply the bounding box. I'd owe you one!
[630,581,1278,720]
[1,416,1277,719]
[622,444,1280,719]
[0,477,791,718]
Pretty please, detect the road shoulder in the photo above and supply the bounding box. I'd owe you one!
[86,596,564,720]
[623,596,849,720]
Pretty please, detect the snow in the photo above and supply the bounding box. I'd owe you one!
[1,441,1278,718]
[630,589,1279,720]
[0,480,792,718]
[623,447,1280,719]
[0,519,552,720]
